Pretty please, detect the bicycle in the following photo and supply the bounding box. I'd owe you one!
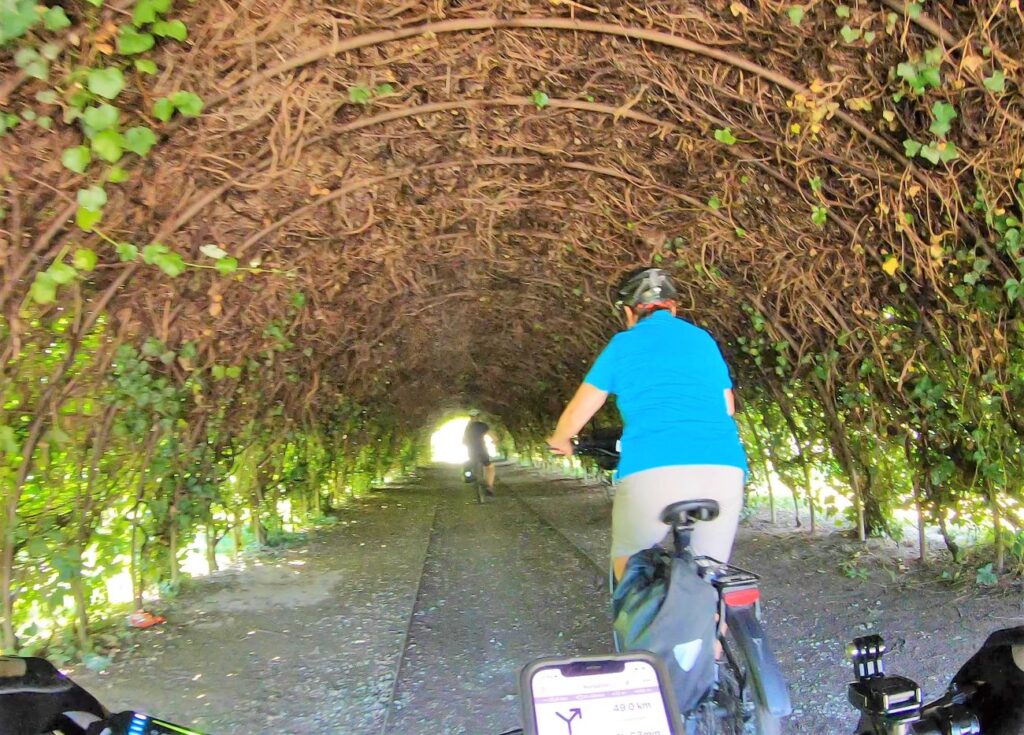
[463,458,492,504]
[573,435,792,735]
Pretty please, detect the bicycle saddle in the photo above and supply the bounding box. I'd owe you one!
[660,499,720,526]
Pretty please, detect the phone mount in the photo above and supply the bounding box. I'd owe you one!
[848,635,922,724]
[847,635,980,735]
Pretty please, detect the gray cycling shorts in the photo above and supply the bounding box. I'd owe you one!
[610,465,745,563]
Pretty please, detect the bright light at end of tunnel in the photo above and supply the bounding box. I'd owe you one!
[430,416,496,464]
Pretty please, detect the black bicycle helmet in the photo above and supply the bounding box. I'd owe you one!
[614,267,679,309]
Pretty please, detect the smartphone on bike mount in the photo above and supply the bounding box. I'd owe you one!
[520,651,684,735]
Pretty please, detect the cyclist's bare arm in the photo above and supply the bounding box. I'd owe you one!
[725,388,735,416]
[547,383,608,455]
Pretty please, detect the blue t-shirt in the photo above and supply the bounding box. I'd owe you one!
[583,311,748,478]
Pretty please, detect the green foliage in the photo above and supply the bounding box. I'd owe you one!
[531,90,550,109]
[62,146,92,174]
[141,243,186,277]
[895,49,942,96]
[153,91,204,121]
[151,20,187,41]
[43,7,71,32]
[87,68,126,100]
[117,27,155,55]
[714,127,738,145]
[929,101,957,137]
[786,6,804,26]
[123,126,157,155]
[0,0,38,46]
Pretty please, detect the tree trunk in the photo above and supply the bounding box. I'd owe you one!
[168,506,180,588]
[205,525,218,574]
[773,388,815,531]
[938,515,960,561]
[69,572,90,651]
[991,485,1004,573]
[232,510,245,558]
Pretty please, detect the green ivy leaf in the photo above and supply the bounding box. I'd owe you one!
[141,243,168,264]
[809,175,823,193]
[347,85,372,105]
[811,206,828,227]
[134,59,158,75]
[840,25,861,43]
[35,89,58,105]
[863,30,876,43]
[142,243,185,277]
[936,141,959,163]
[919,143,941,164]
[225,365,242,379]
[786,6,805,25]
[929,101,957,137]
[836,5,851,18]
[374,83,395,96]
[36,116,52,130]
[170,91,203,117]
[903,138,922,157]
[47,261,77,285]
[155,252,185,277]
[152,97,175,122]
[117,27,155,55]
[61,146,92,174]
[211,365,226,380]
[714,127,738,145]
[91,130,124,163]
[907,2,923,18]
[30,272,57,304]
[82,103,120,133]
[0,0,38,45]
[108,166,130,183]
[151,19,187,41]
[87,67,126,100]
[73,248,98,272]
[132,0,171,24]
[531,90,550,109]
[76,207,102,231]
[43,7,72,31]
[215,257,238,275]
[123,126,157,156]
[77,185,108,211]
[984,70,1006,93]
[708,196,722,210]
[116,242,138,261]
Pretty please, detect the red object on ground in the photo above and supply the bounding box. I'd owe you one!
[127,610,166,629]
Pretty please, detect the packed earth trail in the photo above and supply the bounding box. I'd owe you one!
[76,463,1024,734]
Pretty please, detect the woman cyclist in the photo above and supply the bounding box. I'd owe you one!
[547,267,748,582]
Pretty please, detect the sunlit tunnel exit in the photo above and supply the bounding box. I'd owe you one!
[430,415,497,464]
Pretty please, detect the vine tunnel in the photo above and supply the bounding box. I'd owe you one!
[0,0,1023,654]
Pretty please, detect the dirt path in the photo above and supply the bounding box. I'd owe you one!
[75,463,1024,734]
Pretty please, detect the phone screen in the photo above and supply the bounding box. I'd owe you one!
[529,659,675,735]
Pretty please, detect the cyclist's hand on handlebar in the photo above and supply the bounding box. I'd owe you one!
[546,435,574,457]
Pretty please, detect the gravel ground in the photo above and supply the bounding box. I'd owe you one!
[73,462,1024,734]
